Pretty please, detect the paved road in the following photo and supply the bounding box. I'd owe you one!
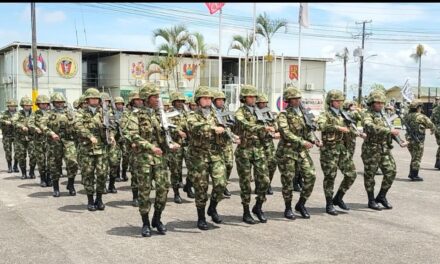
[1,133,439,264]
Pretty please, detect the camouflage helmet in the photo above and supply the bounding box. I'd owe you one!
[73,99,80,109]
[343,100,356,110]
[170,91,187,103]
[139,83,160,100]
[409,99,423,109]
[114,96,125,104]
[100,92,111,101]
[84,88,101,100]
[163,99,170,107]
[283,87,302,101]
[367,90,386,104]
[6,99,18,107]
[326,89,345,106]
[213,90,226,101]
[240,85,257,98]
[256,93,269,103]
[128,91,141,102]
[187,97,196,105]
[36,94,50,104]
[194,86,213,101]
[79,95,87,104]
[20,96,33,106]
[50,92,66,103]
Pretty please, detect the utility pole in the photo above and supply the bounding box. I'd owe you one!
[31,2,39,111]
[353,20,372,105]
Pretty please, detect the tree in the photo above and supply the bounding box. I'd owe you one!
[229,32,256,84]
[370,83,386,94]
[335,48,349,97]
[410,44,427,99]
[256,12,287,59]
[147,56,175,95]
[152,25,191,90]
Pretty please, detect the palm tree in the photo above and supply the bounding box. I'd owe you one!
[335,48,349,97]
[153,25,191,90]
[229,32,256,84]
[256,12,288,60]
[147,56,175,94]
[410,44,427,99]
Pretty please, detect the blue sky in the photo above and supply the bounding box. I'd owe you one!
[2,2,440,99]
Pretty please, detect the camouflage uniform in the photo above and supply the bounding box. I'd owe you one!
[11,96,36,179]
[235,85,271,224]
[28,95,51,187]
[361,91,399,210]
[317,90,358,215]
[342,100,363,159]
[276,87,317,219]
[75,88,114,211]
[403,100,434,180]
[114,96,130,183]
[0,99,19,173]
[431,103,440,169]
[187,86,227,230]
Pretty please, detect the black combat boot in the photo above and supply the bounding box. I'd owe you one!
[254,181,259,195]
[52,180,60,197]
[121,167,128,181]
[367,191,381,210]
[223,187,231,197]
[132,189,139,207]
[108,177,117,193]
[197,207,208,230]
[242,204,256,224]
[284,200,296,220]
[266,184,273,195]
[183,179,195,199]
[375,189,393,209]
[151,210,167,235]
[435,159,440,169]
[326,196,338,216]
[94,193,105,210]
[333,190,350,210]
[295,197,310,219]
[40,173,47,187]
[252,200,267,223]
[173,187,182,204]
[67,178,76,196]
[20,164,27,179]
[7,161,12,173]
[141,214,151,237]
[207,199,222,224]
[408,169,423,181]
[115,167,122,182]
[46,172,53,187]
[29,164,36,179]
[87,195,96,211]
[13,160,19,172]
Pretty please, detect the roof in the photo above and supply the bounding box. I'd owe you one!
[0,41,333,62]
[387,85,440,97]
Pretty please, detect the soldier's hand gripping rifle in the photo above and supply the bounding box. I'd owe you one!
[299,103,321,146]
[380,111,407,147]
[254,106,276,138]
[212,105,239,142]
[340,110,363,137]
[158,99,180,149]
[395,108,420,144]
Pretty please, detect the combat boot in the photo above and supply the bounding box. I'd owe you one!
[252,200,267,223]
[46,172,53,187]
[295,197,310,219]
[20,164,27,179]
[87,195,96,211]
[40,173,47,187]
[94,193,105,210]
[115,167,122,182]
[326,196,338,216]
[242,205,256,224]
[52,180,60,197]
[223,187,231,197]
[13,160,19,173]
[183,179,195,199]
[375,189,393,209]
[367,191,381,210]
[67,178,76,196]
[207,199,222,224]
[408,169,423,181]
[121,167,128,181]
[333,190,350,210]
[435,159,440,169]
[132,189,139,207]
[266,184,273,195]
[151,210,167,235]
[254,181,259,195]
[108,177,117,193]
[197,207,209,230]
[284,200,296,220]
[173,187,182,204]
[7,161,12,173]
[141,214,151,237]
[29,164,36,179]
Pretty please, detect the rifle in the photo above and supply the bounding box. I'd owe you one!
[158,99,179,148]
[339,110,363,136]
[299,103,321,146]
[380,111,407,147]
[107,88,124,139]
[212,105,238,142]
[254,106,275,138]
[101,96,112,145]
[395,109,420,143]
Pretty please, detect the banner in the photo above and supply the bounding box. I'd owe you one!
[401,79,414,102]
[205,3,225,15]
[299,3,309,28]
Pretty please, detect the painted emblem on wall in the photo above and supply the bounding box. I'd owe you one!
[131,61,146,79]
[56,56,78,79]
[23,53,46,78]
[183,64,197,81]
[289,64,298,80]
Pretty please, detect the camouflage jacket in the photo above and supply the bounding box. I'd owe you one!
[11,109,33,141]
[362,109,393,148]
[40,108,77,141]
[28,109,49,145]
[317,108,348,145]
[168,107,189,145]
[431,105,440,131]
[403,112,434,142]
[0,110,16,137]
[234,105,267,148]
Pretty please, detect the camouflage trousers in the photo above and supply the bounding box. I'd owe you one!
[2,136,17,162]
[120,142,129,173]
[435,131,440,160]
[130,147,139,190]
[168,146,184,188]
[184,146,193,182]
[81,153,107,195]
[263,141,277,183]
[33,141,48,177]
[107,143,121,179]
[48,139,78,181]
[137,153,169,215]
[235,145,269,206]
[407,140,424,170]
[361,144,396,193]
[223,142,234,181]
[15,139,36,169]
[320,143,357,199]
[188,148,226,209]
[346,140,356,160]
[277,151,316,202]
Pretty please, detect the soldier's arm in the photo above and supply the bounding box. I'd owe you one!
[187,112,216,136]
[27,113,39,133]
[317,112,340,132]
[362,113,391,137]
[419,114,435,130]
[12,113,24,130]
[277,113,308,146]
[74,113,95,141]
[235,108,265,134]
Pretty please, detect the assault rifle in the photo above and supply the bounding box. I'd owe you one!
[101,95,112,145]
[339,110,363,137]
[380,111,407,147]
[254,106,275,137]
[299,103,321,146]
[158,99,179,148]
[213,105,238,142]
[395,108,420,143]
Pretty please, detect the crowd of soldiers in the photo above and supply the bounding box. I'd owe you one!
[1,84,439,238]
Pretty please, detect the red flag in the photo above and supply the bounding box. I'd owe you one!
[205,3,225,15]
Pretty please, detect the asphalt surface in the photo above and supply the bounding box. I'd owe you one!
[1,132,439,264]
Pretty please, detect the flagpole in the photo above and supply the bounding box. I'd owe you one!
[218,8,222,90]
[298,23,302,90]
[252,3,256,86]
[238,53,241,111]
